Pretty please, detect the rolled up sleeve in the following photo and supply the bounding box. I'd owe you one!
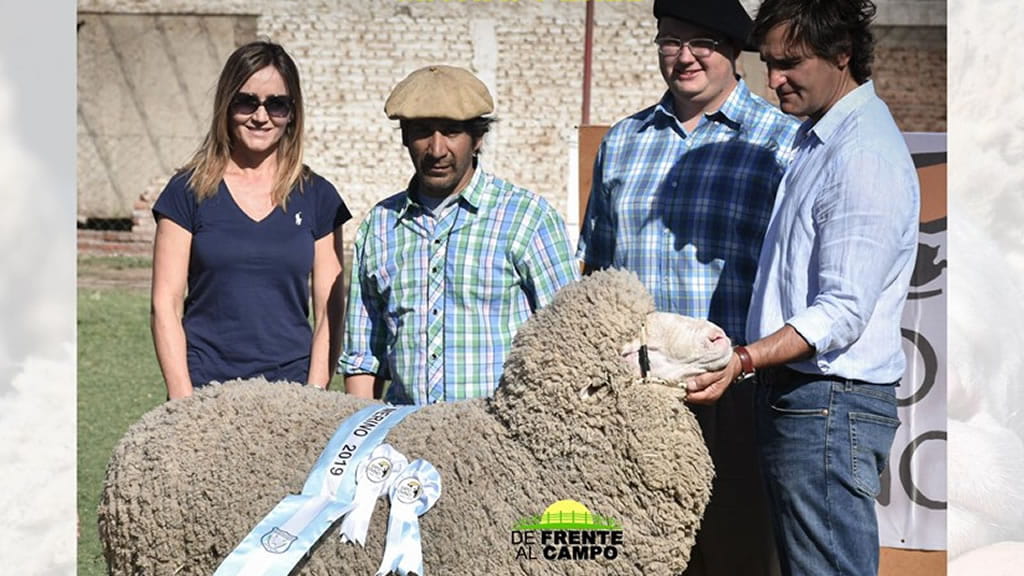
[338,218,385,376]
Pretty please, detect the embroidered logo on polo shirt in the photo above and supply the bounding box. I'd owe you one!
[295,212,303,226]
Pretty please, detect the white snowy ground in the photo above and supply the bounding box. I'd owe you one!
[0,347,76,574]
[0,4,76,574]
[0,75,75,573]
[947,0,1024,571]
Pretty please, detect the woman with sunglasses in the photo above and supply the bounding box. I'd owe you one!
[150,40,351,399]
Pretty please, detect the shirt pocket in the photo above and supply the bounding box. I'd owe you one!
[363,262,413,343]
[448,243,519,307]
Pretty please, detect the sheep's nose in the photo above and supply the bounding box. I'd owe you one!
[707,329,729,347]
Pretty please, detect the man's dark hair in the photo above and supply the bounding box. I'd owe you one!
[399,117,496,146]
[464,117,496,139]
[751,0,877,84]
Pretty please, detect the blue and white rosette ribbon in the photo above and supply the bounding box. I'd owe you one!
[375,459,442,576]
[214,404,419,576]
[339,444,409,546]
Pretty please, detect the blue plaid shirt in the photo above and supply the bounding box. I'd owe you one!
[578,80,799,342]
[340,167,579,405]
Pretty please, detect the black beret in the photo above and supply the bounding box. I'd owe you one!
[653,0,757,51]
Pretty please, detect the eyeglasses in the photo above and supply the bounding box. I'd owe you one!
[654,36,719,59]
[230,92,293,119]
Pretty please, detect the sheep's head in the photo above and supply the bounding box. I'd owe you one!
[492,268,725,455]
[620,311,732,385]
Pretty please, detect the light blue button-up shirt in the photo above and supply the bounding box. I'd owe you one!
[746,81,919,383]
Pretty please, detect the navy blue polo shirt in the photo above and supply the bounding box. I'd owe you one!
[153,170,351,386]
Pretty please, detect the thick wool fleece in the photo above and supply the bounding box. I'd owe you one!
[99,269,714,576]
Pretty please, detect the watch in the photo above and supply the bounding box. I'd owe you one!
[733,346,756,383]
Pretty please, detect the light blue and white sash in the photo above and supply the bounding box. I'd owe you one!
[214,404,418,576]
[375,459,442,576]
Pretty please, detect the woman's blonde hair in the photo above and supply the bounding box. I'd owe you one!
[182,40,308,207]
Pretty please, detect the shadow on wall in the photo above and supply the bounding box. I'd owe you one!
[76,12,256,220]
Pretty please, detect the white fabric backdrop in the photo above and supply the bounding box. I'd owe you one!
[876,133,947,550]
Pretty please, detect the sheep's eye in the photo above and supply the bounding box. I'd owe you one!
[578,374,613,400]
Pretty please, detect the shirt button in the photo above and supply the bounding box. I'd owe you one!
[432,309,439,316]
[434,239,441,245]
[431,353,438,359]
[432,266,439,273]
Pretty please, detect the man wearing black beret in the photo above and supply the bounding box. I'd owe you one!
[577,0,799,574]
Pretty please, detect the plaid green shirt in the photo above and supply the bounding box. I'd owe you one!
[339,168,579,405]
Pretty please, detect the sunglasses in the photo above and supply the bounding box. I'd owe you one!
[230,92,293,119]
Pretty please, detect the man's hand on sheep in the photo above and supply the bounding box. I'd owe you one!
[620,311,733,384]
[683,351,743,405]
[687,325,814,404]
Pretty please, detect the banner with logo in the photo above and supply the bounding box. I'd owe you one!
[876,132,947,551]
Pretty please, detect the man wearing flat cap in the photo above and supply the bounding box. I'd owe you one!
[340,65,578,406]
[577,0,798,574]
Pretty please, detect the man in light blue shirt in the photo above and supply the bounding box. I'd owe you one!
[578,1,798,574]
[687,1,919,575]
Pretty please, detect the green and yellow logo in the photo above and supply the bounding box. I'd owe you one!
[511,499,623,561]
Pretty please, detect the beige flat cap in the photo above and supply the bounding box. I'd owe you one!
[385,65,494,121]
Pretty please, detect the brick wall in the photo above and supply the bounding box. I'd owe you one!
[77,12,256,219]
[873,26,947,132]
[77,0,946,259]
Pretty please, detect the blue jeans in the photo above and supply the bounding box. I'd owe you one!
[756,368,900,576]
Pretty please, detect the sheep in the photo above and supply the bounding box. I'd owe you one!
[949,541,1024,576]
[947,219,1024,559]
[98,269,733,575]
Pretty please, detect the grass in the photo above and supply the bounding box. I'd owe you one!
[77,279,164,576]
[78,254,154,270]
[76,255,345,574]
